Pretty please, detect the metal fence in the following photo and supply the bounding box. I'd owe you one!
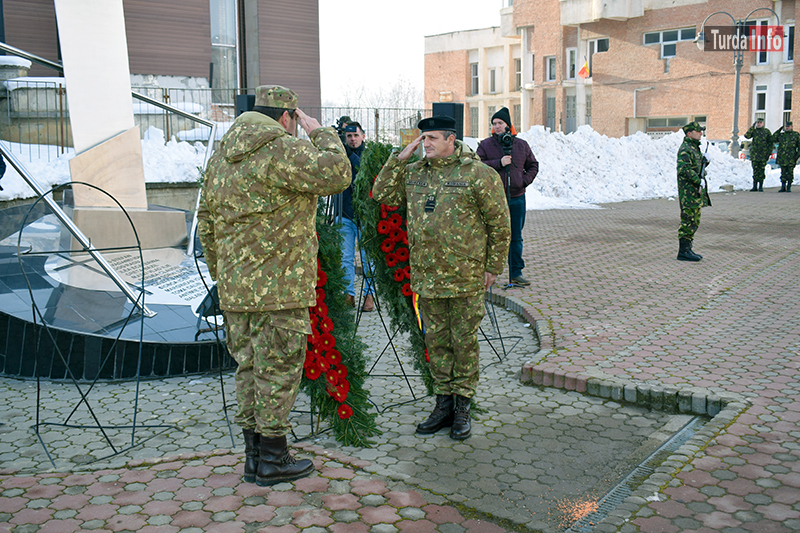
[0,82,427,162]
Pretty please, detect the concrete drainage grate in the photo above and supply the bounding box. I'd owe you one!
[566,416,707,533]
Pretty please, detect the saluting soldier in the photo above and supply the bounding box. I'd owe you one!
[772,121,800,192]
[744,118,773,192]
[373,116,510,440]
[676,121,706,262]
[198,85,350,486]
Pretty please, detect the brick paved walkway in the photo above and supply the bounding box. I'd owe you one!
[2,187,800,532]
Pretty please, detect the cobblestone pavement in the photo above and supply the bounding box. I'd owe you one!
[1,188,799,532]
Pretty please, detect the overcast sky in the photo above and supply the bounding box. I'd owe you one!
[318,0,503,104]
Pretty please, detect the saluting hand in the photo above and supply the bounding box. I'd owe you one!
[397,136,422,161]
[296,108,322,135]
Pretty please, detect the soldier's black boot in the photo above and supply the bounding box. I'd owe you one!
[255,435,314,487]
[779,182,787,192]
[450,395,472,440]
[242,428,260,483]
[677,239,701,262]
[750,180,758,192]
[416,394,454,434]
[758,181,764,192]
[788,182,792,192]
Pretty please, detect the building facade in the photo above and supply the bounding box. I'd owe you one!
[425,0,798,145]
[0,0,322,109]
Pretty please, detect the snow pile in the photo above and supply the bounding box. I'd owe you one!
[519,125,757,209]
[0,123,778,210]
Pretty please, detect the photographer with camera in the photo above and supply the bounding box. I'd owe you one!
[477,107,539,287]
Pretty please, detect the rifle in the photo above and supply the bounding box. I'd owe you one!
[699,143,711,207]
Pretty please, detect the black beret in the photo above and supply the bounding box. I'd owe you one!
[418,115,456,133]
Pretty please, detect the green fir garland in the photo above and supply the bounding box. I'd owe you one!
[299,202,380,447]
[352,142,433,395]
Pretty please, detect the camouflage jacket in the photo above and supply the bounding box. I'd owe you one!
[772,129,800,166]
[744,125,774,162]
[676,136,702,208]
[198,111,350,313]
[372,140,511,298]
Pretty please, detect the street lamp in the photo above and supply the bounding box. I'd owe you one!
[694,8,780,158]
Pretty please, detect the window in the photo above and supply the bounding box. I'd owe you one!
[566,47,577,79]
[786,25,794,62]
[489,68,497,93]
[546,56,556,81]
[585,95,592,125]
[514,58,522,90]
[513,104,521,128]
[530,54,535,81]
[784,84,792,124]
[745,19,770,64]
[488,106,496,125]
[643,28,695,59]
[470,63,479,95]
[210,0,238,103]
[469,106,479,137]
[586,38,609,76]
[755,85,767,121]
[647,117,689,129]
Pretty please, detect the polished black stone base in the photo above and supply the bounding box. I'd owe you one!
[0,203,233,381]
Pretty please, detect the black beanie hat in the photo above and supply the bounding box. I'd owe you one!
[491,107,513,129]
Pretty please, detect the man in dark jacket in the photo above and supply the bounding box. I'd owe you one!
[476,107,539,286]
[676,121,705,261]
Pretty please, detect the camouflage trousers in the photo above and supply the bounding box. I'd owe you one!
[225,308,311,438]
[751,159,768,183]
[678,205,701,241]
[419,293,485,398]
[780,165,795,185]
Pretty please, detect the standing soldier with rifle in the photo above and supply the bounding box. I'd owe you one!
[744,118,773,192]
[676,121,707,262]
[771,121,800,192]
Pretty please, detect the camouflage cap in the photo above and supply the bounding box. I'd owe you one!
[682,121,705,133]
[254,85,298,109]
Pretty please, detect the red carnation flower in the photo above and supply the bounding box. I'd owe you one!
[312,301,328,317]
[380,238,395,254]
[316,269,327,287]
[395,247,409,262]
[337,404,353,419]
[304,361,321,380]
[390,229,403,242]
[386,253,399,268]
[316,355,331,373]
[337,380,351,394]
[402,283,413,297]
[319,333,336,350]
[331,364,348,380]
[424,348,430,362]
[380,205,388,219]
[386,205,399,212]
[330,388,347,403]
[326,370,341,386]
[369,189,373,198]
[388,213,403,228]
[316,288,325,303]
[393,268,405,282]
[377,220,391,235]
[403,265,411,279]
[326,349,342,365]
[319,316,334,333]
[309,313,319,331]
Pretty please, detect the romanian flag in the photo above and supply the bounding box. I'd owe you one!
[412,292,423,331]
[578,58,590,79]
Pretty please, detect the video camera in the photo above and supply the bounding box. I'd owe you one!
[499,129,514,156]
[333,115,351,149]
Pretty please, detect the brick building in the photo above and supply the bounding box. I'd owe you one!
[425,0,798,148]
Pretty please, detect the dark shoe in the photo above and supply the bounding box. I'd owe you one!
[450,395,472,440]
[788,183,792,192]
[242,428,260,483]
[344,295,355,307]
[749,181,758,192]
[361,294,375,312]
[416,394,454,434]
[510,276,531,286]
[677,239,701,262]
[255,435,314,487]
[779,183,787,192]
[758,182,764,191]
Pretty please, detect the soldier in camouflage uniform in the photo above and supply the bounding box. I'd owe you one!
[373,116,510,440]
[771,121,800,192]
[197,85,350,486]
[744,118,773,192]
[676,121,705,262]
